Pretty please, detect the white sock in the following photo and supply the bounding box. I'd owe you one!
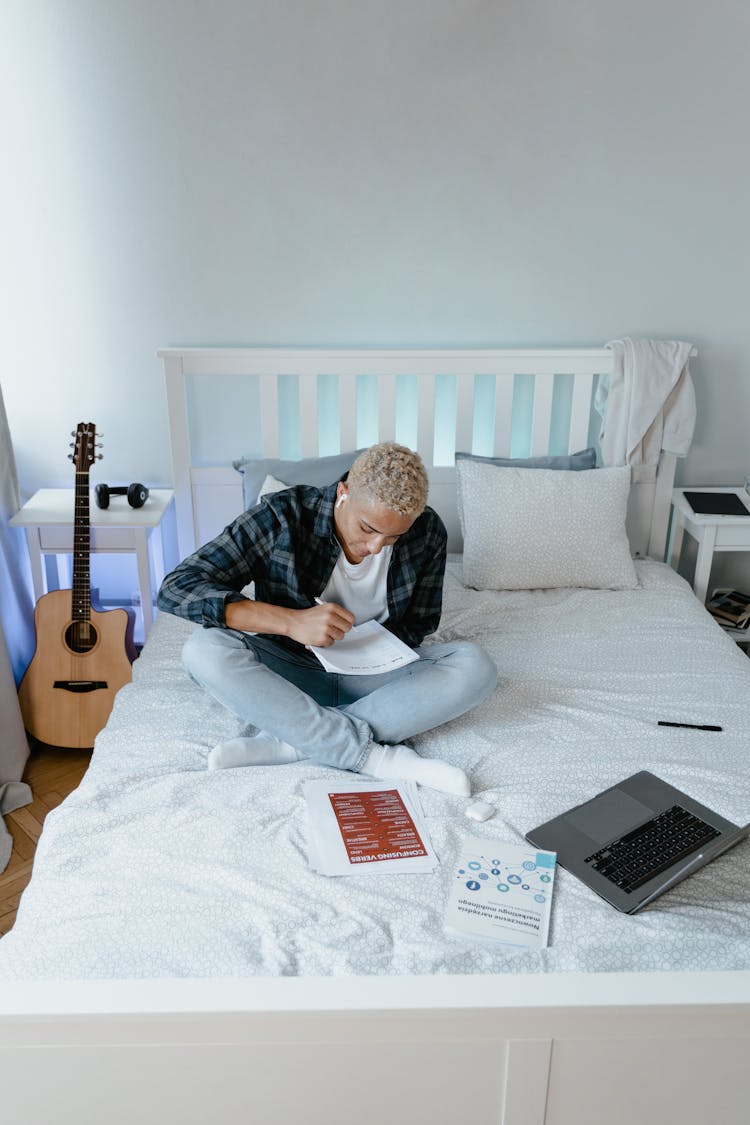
[208,732,305,770]
[361,743,471,797]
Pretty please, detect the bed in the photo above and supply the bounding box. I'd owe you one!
[1,347,748,1125]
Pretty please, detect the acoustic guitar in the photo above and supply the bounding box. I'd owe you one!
[18,422,136,749]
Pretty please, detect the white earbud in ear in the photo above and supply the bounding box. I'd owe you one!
[335,495,347,510]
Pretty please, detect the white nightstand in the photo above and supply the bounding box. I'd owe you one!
[667,487,750,603]
[10,488,176,638]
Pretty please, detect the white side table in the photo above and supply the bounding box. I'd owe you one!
[667,487,750,603]
[10,488,176,638]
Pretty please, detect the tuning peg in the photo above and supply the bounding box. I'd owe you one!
[70,430,76,437]
[97,453,103,460]
[68,454,74,461]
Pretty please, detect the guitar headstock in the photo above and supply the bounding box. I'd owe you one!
[69,422,99,473]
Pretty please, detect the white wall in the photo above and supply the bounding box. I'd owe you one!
[2,0,750,590]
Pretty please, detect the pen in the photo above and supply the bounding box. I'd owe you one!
[658,721,723,732]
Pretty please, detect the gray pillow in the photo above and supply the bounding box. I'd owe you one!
[233,449,364,509]
[455,447,597,471]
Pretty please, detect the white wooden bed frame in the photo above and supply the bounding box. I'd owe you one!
[2,346,748,1125]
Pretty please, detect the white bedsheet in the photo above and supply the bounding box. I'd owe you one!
[1,559,749,979]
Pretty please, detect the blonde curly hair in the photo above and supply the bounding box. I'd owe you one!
[346,443,429,516]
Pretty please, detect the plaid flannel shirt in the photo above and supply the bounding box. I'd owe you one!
[157,479,447,652]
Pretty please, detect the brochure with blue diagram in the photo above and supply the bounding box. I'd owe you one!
[444,836,556,950]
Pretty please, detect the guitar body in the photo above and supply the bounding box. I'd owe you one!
[18,589,134,747]
[19,590,135,749]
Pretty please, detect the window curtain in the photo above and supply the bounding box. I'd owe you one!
[0,382,34,873]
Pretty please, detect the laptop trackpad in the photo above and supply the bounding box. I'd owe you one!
[564,789,654,845]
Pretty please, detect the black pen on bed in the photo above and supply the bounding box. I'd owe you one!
[658,720,723,732]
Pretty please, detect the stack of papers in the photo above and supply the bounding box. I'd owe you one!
[309,620,419,675]
[444,836,556,950]
[305,778,438,876]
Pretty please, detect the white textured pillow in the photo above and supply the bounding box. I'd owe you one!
[258,473,287,498]
[457,461,638,590]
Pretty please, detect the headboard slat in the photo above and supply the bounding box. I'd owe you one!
[569,371,596,452]
[530,372,555,456]
[162,352,194,565]
[454,374,475,459]
[492,376,514,456]
[377,373,397,444]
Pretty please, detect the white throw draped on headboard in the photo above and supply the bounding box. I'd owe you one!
[0,383,33,872]
[596,338,696,482]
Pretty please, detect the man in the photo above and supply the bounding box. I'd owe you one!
[157,442,497,794]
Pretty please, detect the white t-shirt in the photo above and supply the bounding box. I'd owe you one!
[319,546,392,625]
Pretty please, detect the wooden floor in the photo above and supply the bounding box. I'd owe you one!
[0,744,91,936]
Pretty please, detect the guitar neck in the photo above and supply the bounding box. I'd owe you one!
[73,469,92,621]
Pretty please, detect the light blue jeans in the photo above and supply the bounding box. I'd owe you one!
[182,627,498,771]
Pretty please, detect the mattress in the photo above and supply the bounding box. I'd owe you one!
[1,559,749,979]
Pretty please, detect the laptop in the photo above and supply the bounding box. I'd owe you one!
[526,771,750,913]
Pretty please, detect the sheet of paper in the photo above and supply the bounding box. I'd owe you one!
[444,835,556,949]
[309,619,419,675]
[305,778,438,876]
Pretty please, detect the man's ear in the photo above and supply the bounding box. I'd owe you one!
[335,491,348,510]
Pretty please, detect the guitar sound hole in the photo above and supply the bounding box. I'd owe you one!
[65,620,98,654]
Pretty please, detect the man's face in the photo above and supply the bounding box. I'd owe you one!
[333,485,416,564]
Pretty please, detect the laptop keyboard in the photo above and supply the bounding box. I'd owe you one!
[584,804,720,893]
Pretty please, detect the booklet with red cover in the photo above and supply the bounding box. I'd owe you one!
[305,779,438,876]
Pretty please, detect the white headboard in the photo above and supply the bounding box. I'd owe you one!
[158,347,678,562]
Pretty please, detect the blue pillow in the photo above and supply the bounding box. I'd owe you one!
[455,447,597,471]
[233,449,365,509]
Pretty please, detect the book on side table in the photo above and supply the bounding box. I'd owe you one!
[707,588,750,631]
